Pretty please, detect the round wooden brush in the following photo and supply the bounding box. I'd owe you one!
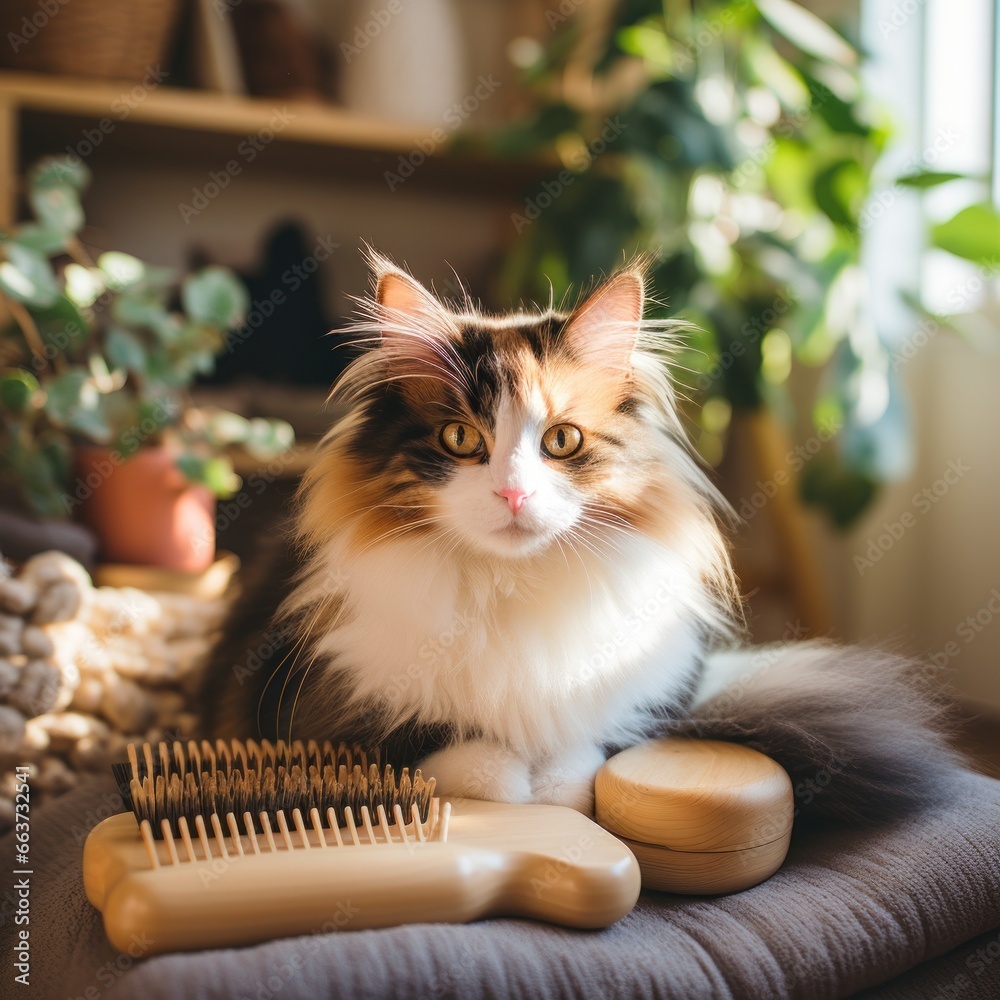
[595,738,795,894]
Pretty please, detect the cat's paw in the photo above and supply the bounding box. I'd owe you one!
[419,740,531,803]
[530,744,606,815]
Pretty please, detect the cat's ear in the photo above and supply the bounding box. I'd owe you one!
[376,267,442,321]
[563,269,644,374]
[367,252,454,357]
[365,253,458,392]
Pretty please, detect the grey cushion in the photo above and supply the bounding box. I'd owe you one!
[2,769,999,1000]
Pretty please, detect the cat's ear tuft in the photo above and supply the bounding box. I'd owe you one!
[563,269,645,373]
[364,251,456,383]
[375,267,442,320]
[365,250,451,352]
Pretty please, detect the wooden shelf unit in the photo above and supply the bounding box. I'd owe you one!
[0,71,545,225]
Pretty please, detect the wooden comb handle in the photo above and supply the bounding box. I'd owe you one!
[86,800,641,954]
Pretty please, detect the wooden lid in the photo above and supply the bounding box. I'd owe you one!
[595,739,794,853]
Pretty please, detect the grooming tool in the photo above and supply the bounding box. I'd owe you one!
[84,739,641,955]
[595,738,794,894]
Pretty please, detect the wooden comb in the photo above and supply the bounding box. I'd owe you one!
[83,739,641,954]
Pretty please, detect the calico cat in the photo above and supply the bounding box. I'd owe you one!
[199,251,958,822]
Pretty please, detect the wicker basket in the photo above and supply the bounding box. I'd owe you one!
[0,0,181,83]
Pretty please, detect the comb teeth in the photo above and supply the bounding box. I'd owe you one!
[114,740,437,842]
[136,797,451,869]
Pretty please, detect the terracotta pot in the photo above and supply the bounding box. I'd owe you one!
[74,447,216,572]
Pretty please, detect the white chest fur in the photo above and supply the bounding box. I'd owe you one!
[293,533,705,757]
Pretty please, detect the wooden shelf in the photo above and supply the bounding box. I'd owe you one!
[0,71,549,223]
[0,71,457,154]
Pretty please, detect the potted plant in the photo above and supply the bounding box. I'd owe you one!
[480,0,1000,528]
[0,156,294,571]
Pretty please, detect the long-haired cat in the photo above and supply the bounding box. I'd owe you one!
[200,251,958,823]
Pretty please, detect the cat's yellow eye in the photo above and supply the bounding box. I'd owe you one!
[542,423,583,459]
[440,422,484,457]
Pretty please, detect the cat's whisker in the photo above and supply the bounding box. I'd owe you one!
[569,515,628,555]
[255,601,326,740]
[349,515,452,557]
[562,525,607,562]
[273,598,337,742]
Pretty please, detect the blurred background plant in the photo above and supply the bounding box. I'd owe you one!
[0,156,294,519]
[481,0,1000,527]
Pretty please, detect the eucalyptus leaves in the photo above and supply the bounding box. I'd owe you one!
[0,156,293,518]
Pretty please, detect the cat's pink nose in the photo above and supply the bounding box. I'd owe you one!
[497,488,532,513]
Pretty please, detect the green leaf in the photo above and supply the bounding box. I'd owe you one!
[831,344,914,480]
[813,158,865,229]
[742,36,810,108]
[109,398,171,458]
[30,294,89,357]
[143,343,191,386]
[1,432,68,518]
[931,203,1000,264]
[617,23,674,74]
[98,251,146,290]
[30,183,84,236]
[244,417,295,457]
[0,369,41,414]
[64,263,105,307]
[204,410,250,447]
[37,432,71,490]
[30,156,91,193]
[896,170,967,189]
[110,292,173,338]
[0,242,59,306]
[800,455,878,529]
[42,368,86,424]
[182,267,249,329]
[175,453,241,497]
[12,224,68,256]
[43,367,111,442]
[804,76,870,136]
[66,403,111,441]
[755,0,858,67]
[104,328,147,372]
